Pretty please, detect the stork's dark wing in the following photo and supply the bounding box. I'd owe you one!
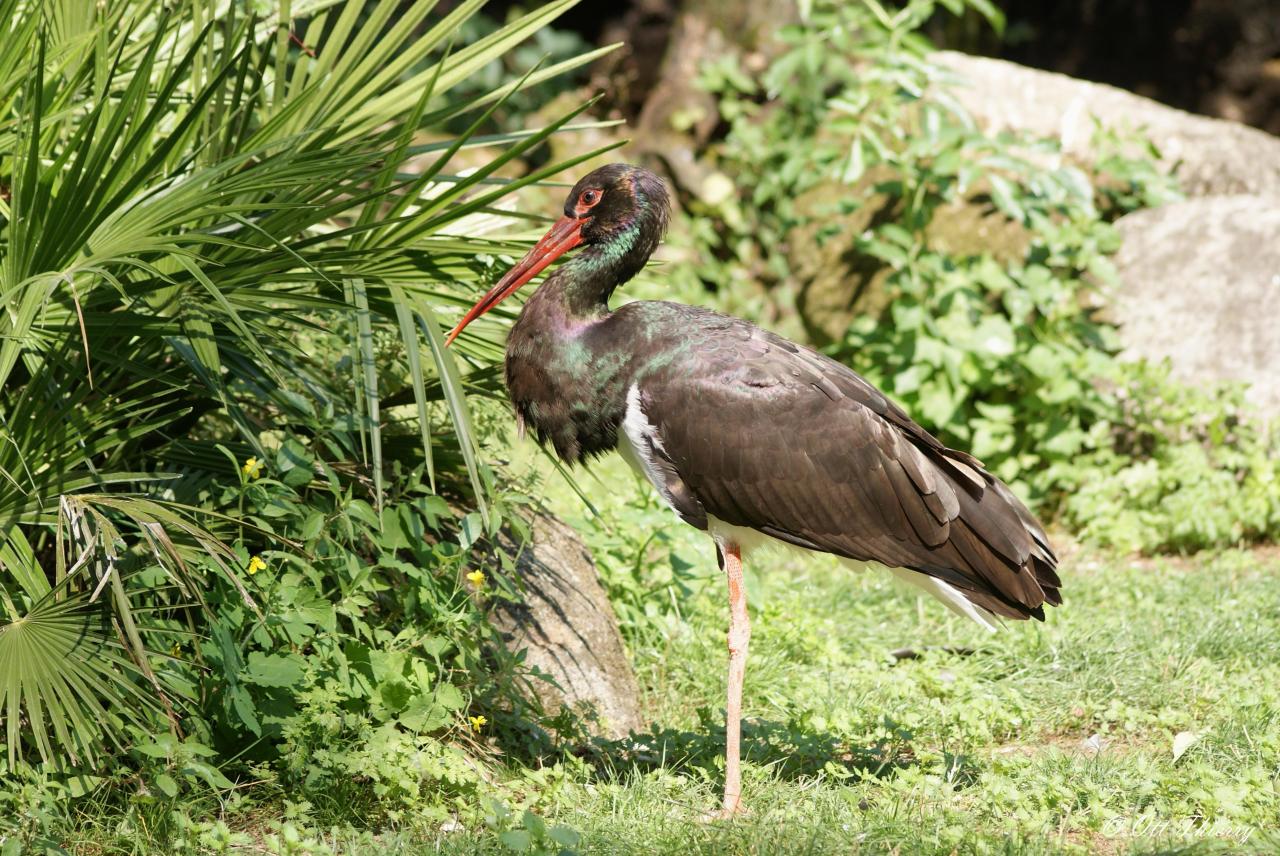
[632,309,1061,621]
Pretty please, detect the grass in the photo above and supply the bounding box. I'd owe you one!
[20,454,1280,854]
[424,453,1279,855]
[565,544,1280,855]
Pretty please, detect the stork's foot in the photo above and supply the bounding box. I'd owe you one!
[699,801,750,823]
[718,799,750,820]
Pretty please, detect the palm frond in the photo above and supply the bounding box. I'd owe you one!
[0,0,607,764]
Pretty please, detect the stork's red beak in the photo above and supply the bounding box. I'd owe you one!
[445,216,585,345]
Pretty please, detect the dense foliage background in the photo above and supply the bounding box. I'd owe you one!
[1,0,1277,853]
[677,1,1280,553]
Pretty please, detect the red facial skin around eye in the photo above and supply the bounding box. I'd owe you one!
[573,190,601,218]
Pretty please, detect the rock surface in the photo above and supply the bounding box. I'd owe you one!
[793,170,1031,344]
[488,511,643,739]
[1110,195,1280,418]
[934,52,1280,199]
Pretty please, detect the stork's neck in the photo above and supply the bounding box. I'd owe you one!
[507,234,635,364]
[546,217,648,317]
[537,262,614,321]
[506,243,641,463]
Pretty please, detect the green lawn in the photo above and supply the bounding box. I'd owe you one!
[49,464,1280,855]
[410,459,1279,855]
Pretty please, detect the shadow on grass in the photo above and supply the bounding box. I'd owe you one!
[577,709,919,785]
[484,662,936,794]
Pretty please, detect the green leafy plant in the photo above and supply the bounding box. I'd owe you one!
[1063,366,1280,552]
[484,799,582,856]
[190,450,540,823]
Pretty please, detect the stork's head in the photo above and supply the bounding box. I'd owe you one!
[446,163,670,344]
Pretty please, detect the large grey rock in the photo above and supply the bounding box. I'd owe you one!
[1110,195,1280,417]
[488,512,643,739]
[934,52,1280,199]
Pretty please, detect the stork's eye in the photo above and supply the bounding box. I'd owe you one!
[579,189,602,207]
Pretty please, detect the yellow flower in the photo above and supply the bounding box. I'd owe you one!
[170,643,182,658]
[242,456,263,479]
[465,570,486,588]
[469,715,487,733]
[247,555,267,575]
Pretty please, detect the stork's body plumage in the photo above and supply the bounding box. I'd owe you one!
[448,164,1061,817]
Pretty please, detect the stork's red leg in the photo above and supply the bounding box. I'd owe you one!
[720,541,749,817]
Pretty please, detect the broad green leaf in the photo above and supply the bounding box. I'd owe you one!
[244,652,306,689]
[154,772,179,798]
[434,681,464,711]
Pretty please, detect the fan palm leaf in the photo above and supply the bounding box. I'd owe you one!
[0,0,613,765]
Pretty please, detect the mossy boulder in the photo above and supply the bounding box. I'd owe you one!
[792,171,1031,345]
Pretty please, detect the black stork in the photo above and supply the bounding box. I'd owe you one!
[446,163,1061,818]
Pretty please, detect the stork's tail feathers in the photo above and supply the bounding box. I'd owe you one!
[917,463,1062,626]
